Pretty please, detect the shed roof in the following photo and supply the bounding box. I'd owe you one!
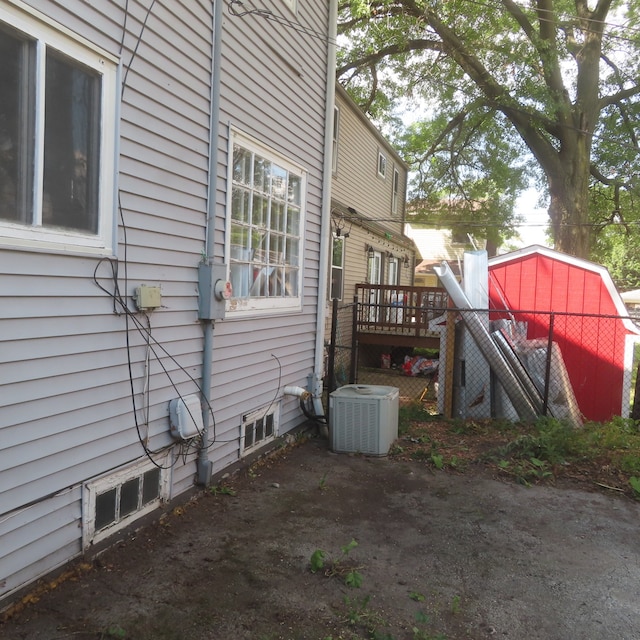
[489,244,639,335]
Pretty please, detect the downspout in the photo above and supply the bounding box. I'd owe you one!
[310,0,338,420]
[197,0,223,486]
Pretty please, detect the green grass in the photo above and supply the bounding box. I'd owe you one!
[399,411,640,496]
[398,401,438,435]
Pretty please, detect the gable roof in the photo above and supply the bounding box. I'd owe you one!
[489,244,636,331]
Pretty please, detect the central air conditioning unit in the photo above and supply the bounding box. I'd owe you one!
[329,385,399,456]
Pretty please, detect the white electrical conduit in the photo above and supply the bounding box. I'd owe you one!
[310,0,338,424]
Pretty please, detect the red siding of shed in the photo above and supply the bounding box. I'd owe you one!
[489,252,630,422]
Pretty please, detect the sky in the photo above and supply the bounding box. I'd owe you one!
[512,188,551,248]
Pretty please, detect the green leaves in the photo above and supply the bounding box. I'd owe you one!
[309,539,363,587]
[337,0,640,257]
[309,549,326,573]
[341,538,358,555]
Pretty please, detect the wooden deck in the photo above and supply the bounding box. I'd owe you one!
[355,284,449,349]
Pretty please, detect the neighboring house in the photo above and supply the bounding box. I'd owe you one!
[0,0,336,605]
[406,225,485,287]
[328,84,417,315]
[620,289,640,314]
[488,245,640,422]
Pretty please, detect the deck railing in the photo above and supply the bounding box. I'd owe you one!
[354,284,449,341]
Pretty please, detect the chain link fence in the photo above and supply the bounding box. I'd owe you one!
[325,297,640,424]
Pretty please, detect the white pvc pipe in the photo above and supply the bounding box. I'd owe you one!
[310,0,338,417]
[283,385,311,400]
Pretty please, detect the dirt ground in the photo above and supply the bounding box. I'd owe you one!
[2,433,640,640]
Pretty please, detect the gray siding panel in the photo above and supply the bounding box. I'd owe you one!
[0,487,82,600]
[1,0,215,602]
[1,0,330,605]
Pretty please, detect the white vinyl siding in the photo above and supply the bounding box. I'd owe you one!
[0,0,214,604]
[0,0,331,607]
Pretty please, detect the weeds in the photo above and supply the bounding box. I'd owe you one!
[309,539,363,588]
[498,457,553,485]
[412,612,447,640]
[100,626,126,639]
[209,484,236,497]
[399,402,433,435]
[396,412,640,496]
[342,595,385,632]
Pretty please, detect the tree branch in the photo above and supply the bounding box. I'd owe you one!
[336,38,443,76]
[599,83,640,110]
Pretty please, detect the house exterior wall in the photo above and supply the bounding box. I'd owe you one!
[332,85,407,239]
[330,85,415,299]
[0,0,332,604]
[325,86,416,354]
[488,246,640,422]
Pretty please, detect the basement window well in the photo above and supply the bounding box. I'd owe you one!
[83,458,170,548]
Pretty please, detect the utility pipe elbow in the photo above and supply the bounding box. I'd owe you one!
[283,385,311,400]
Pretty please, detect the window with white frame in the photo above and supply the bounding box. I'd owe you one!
[83,458,170,548]
[330,234,344,300]
[377,151,387,178]
[387,256,399,285]
[392,167,400,214]
[241,404,278,454]
[228,130,305,314]
[0,3,117,253]
[332,106,339,173]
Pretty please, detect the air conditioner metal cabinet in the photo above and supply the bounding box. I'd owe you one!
[329,385,399,456]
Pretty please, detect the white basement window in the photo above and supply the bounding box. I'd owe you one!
[83,458,170,548]
[241,404,279,455]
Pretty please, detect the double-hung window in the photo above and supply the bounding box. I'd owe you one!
[330,234,344,300]
[377,151,387,178]
[331,106,339,173]
[392,168,400,215]
[228,130,305,315]
[0,3,117,253]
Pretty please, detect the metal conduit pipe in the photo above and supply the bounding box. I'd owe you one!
[433,261,539,423]
[197,0,224,486]
[309,0,338,426]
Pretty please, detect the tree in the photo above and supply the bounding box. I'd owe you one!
[337,0,640,258]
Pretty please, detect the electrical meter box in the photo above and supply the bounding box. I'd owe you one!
[169,394,204,440]
[329,385,399,456]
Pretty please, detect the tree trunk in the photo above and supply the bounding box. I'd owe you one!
[546,131,593,259]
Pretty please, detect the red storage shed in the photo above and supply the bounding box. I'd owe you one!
[488,246,640,422]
